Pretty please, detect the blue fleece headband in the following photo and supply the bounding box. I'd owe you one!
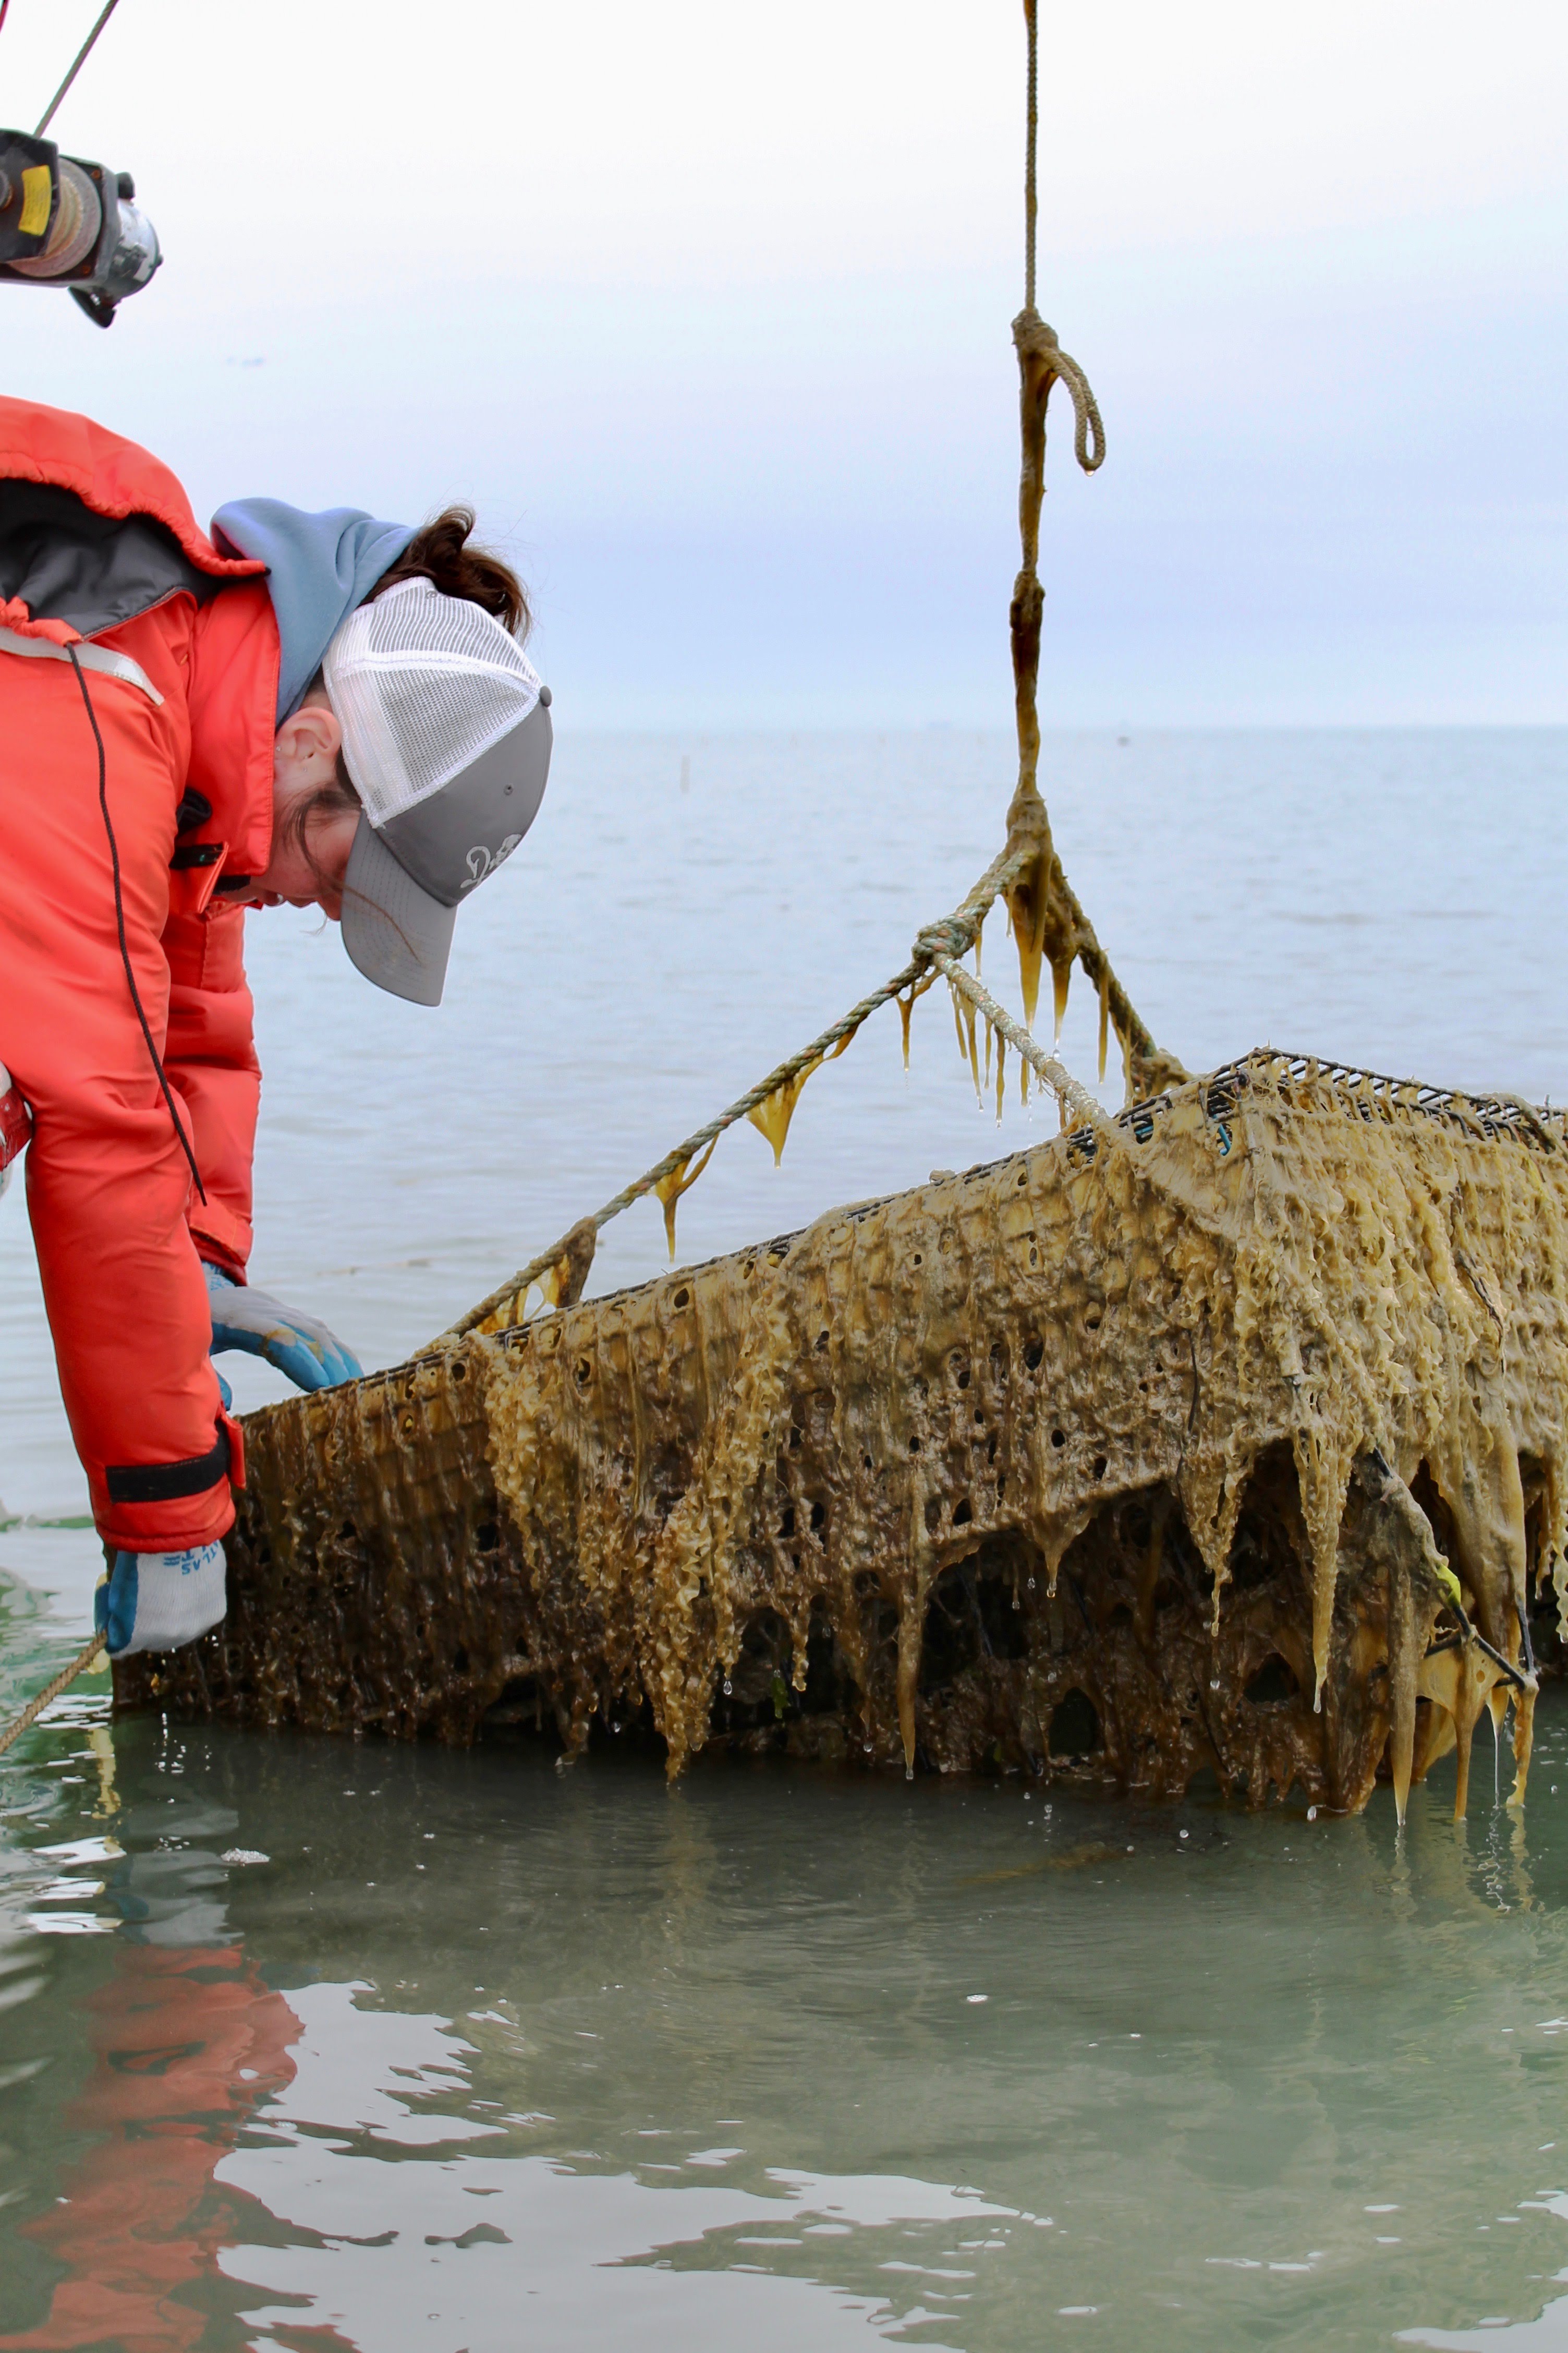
[210,497,418,722]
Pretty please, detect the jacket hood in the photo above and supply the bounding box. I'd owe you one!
[210,498,417,722]
[0,396,266,645]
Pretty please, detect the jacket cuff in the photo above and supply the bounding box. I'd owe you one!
[187,1196,251,1275]
[194,1239,247,1284]
[90,1411,245,1552]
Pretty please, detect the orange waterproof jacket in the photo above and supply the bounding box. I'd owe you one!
[0,397,282,1551]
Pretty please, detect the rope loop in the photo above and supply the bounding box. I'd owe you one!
[1012,308,1106,474]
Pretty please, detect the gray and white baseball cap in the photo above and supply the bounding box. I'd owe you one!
[323,577,552,1005]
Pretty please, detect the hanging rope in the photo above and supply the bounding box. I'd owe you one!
[1023,0,1039,311]
[1002,0,1184,1103]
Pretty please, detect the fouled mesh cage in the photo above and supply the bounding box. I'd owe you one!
[118,1053,1565,1818]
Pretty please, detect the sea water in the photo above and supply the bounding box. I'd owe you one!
[2,728,1567,2349]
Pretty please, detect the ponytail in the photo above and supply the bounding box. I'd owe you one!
[366,506,530,639]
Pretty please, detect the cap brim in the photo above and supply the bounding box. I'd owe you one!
[340,816,457,1006]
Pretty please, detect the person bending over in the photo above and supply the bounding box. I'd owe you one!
[0,398,552,1660]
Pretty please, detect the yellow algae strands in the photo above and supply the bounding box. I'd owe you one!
[949,987,982,1103]
[746,1031,859,1168]
[897,973,936,1072]
[748,1073,807,1164]
[653,1141,716,1260]
[748,1055,823,1166]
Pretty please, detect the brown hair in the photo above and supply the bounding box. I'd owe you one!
[286,509,531,887]
[365,506,530,639]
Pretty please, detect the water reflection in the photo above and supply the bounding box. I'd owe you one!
[5,1697,1568,2348]
[0,1718,1047,2349]
[223,1992,1012,2350]
[0,1821,301,2353]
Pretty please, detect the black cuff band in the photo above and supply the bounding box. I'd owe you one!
[106,1423,231,1505]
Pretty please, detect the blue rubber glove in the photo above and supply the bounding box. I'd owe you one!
[204,1263,362,1393]
[95,1543,226,1658]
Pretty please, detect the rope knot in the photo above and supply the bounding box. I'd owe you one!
[913,916,974,967]
[1012,307,1061,359]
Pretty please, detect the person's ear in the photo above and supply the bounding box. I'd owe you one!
[273,700,343,778]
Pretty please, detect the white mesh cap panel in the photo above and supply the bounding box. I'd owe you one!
[322,577,542,825]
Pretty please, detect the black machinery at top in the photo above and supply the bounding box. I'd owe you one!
[0,126,158,326]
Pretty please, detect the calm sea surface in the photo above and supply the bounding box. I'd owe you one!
[2,727,1567,2349]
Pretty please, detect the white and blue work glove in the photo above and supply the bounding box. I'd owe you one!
[204,1262,361,1394]
[95,1543,227,1659]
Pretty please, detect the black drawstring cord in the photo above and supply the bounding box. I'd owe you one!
[65,644,208,1205]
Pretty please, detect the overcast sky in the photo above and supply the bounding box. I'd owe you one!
[3,0,1564,723]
